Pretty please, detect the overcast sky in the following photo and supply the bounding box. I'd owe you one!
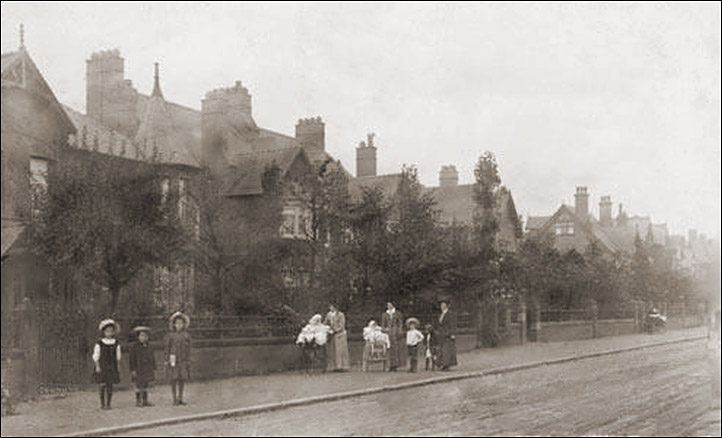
[2,2,720,238]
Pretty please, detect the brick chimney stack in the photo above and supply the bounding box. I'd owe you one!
[439,165,459,188]
[575,186,589,220]
[599,195,612,226]
[295,117,325,153]
[356,133,377,177]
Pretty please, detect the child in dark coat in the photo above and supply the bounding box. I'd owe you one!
[130,326,156,407]
[93,319,121,409]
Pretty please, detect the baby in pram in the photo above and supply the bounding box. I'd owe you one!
[362,320,390,371]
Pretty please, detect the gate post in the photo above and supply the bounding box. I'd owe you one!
[519,299,527,346]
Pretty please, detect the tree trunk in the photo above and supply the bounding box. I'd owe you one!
[109,286,120,316]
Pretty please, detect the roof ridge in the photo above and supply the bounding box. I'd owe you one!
[234,147,301,156]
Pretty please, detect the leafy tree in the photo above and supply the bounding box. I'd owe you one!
[348,186,391,312]
[385,165,444,308]
[33,150,186,314]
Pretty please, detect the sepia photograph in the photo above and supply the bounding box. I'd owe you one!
[1,1,720,436]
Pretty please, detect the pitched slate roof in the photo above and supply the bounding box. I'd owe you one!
[134,94,202,162]
[1,52,19,73]
[134,94,199,168]
[349,173,404,201]
[423,184,475,224]
[525,215,551,231]
[1,218,25,257]
[225,147,310,196]
[64,104,198,167]
[2,49,75,137]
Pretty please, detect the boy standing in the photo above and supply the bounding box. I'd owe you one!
[405,318,424,373]
[130,326,155,407]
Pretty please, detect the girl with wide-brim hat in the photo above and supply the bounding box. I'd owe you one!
[166,311,191,405]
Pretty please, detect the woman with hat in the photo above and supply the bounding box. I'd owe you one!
[434,298,458,371]
[130,326,155,407]
[324,302,351,372]
[165,311,191,406]
[93,319,121,409]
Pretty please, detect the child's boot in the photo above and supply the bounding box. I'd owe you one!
[143,392,153,407]
[135,392,142,407]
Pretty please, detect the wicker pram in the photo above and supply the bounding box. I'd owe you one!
[362,336,389,372]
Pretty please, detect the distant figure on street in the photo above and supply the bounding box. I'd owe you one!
[93,319,121,410]
[129,326,156,407]
[645,307,667,334]
[166,311,191,406]
[324,303,351,372]
[434,298,457,371]
[405,318,424,373]
[381,302,404,372]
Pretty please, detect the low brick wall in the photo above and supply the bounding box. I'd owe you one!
[26,317,693,392]
[596,319,635,337]
[538,320,594,343]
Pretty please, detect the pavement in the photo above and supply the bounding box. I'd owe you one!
[123,338,721,437]
[0,327,708,437]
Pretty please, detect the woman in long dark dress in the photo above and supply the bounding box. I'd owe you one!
[434,299,457,371]
[381,302,405,372]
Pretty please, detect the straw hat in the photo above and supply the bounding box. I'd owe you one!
[131,326,152,334]
[168,311,190,330]
[98,319,119,332]
[406,317,420,328]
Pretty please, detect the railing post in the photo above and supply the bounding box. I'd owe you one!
[519,300,527,346]
[591,299,598,339]
[634,300,640,333]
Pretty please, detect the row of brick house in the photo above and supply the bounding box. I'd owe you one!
[0,39,526,391]
[4,37,715,322]
[2,36,717,390]
[2,37,525,333]
[525,185,719,300]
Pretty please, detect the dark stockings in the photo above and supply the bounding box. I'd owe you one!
[99,383,113,408]
[171,379,185,404]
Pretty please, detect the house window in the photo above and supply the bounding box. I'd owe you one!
[555,221,574,236]
[280,206,310,239]
[153,265,171,310]
[160,177,170,207]
[178,178,187,220]
[30,157,48,219]
[281,208,297,238]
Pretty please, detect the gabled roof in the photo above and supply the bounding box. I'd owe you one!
[2,48,75,136]
[1,52,19,73]
[349,173,403,201]
[1,218,25,257]
[526,215,551,231]
[534,204,619,254]
[225,147,310,196]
